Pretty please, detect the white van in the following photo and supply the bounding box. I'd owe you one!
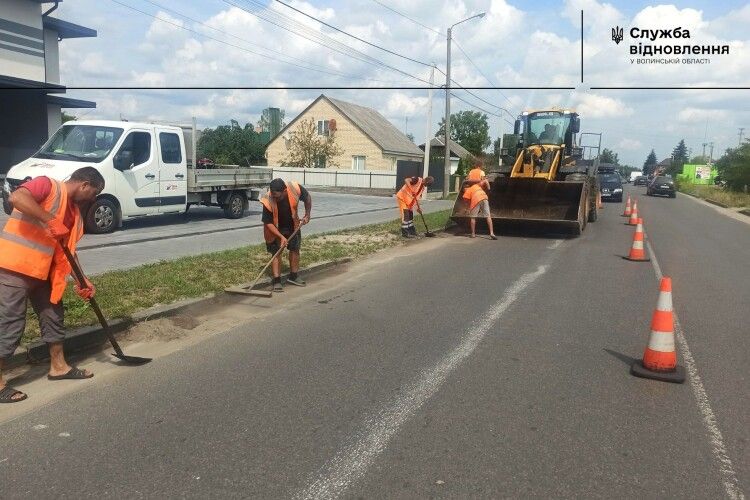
[2,120,271,233]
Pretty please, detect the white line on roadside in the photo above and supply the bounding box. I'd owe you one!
[646,239,745,500]
[295,265,550,500]
[547,239,564,250]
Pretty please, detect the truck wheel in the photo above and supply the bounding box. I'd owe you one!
[85,198,119,234]
[223,192,246,219]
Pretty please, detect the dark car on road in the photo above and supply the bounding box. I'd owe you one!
[633,176,649,186]
[647,175,676,198]
[598,172,623,202]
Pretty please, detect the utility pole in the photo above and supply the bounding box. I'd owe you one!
[422,65,435,186]
[443,12,485,199]
[709,142,714,163]
[739,127,745,146]
[702,142,708,158]
[404,116,408,135]
[443,26,452,199]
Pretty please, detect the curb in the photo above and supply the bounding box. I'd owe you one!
[7,258,353,370]
[704,198,730,208]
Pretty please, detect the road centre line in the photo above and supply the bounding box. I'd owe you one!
[295,263,550,499]
[645,238,745,500]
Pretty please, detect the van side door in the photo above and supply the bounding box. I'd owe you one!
[156,128,188,213]
[112,129,158,216]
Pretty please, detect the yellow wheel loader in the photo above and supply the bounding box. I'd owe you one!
[451,109,601,236]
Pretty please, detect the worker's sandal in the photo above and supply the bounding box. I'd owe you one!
[287,276,306,287]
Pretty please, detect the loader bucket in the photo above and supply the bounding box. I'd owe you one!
[451,177,587,236]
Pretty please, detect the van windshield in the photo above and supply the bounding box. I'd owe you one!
[34,125,124,163]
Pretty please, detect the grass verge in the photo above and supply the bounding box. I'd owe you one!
[20,209,453,346]
[677,184,750,208]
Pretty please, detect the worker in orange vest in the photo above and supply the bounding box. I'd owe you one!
[260,178,312,292]
[0,167,104,403]
[462,179,497,240]
[466,162,486,182]
[396,175,434,237]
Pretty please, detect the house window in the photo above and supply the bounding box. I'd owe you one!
[317,120,329,136]
[352,155,366,171]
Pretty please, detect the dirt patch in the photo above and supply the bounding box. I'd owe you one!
[124,315,200,342]
[314,233,399,245]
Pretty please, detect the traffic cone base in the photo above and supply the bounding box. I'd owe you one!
[622,255,651,262]
[631,360,686,383]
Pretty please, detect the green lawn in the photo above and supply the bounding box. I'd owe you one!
[678,184,750,208]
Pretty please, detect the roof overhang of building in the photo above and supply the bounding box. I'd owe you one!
[0,75,65,93]
[47,95,96,108]
[43,17,96,39]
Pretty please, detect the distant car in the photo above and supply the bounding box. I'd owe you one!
[633,176,649,186]
[597,172,623,202]
[647,175,676,198]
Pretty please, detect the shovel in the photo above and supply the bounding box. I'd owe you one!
[60,245,152,365]
[413,196,436,237]
[226,224,303,298]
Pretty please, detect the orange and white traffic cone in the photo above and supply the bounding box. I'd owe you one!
[622,195,632,217]
[622,220,650,262]
[631,277,686,383]
[627,201,639,225]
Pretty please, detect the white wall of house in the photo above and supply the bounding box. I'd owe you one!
[0,0,46,82]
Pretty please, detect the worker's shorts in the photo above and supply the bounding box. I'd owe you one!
[0,270,65,359]
[469,199,491,217]
[266,229,302,255]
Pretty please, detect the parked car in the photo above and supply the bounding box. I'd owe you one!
[633,176,649,186]
[647,175,676,198]
[597,172,623,202]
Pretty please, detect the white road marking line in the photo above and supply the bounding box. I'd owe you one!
[547,239,564,250]
[58,432,70,438]
[295,265,549,500]
[646,239,745,500]
[32,424,47,431]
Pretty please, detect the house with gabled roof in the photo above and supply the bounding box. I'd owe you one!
[265,94,423,171]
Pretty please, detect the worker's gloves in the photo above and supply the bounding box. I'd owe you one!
[74,278,95,301]
[46,219,70,241]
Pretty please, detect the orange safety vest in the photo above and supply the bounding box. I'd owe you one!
[396,177,424,209]
[0,179,83,303]
[463,183,488,210]
[259,180,302,243]
[467,168,485,181]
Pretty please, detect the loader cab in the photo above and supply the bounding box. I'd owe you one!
[520,110,579,149]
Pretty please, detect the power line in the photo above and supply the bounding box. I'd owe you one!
[452,37,516,116]
[108,0,416,85]
[224,0,437,87]
[368,0,443,35]
[273,0,434,69]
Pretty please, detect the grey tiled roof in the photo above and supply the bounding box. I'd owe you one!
[419,137,473,159]
[326,96,424,157]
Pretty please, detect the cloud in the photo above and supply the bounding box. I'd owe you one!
[573,93,633,118]
[676,107,729,123]
[618,138,642,150]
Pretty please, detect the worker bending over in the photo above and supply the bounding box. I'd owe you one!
[0,167,104,403]
[463,179,497,240]
[260,178,312,292]
[396,175,434,238]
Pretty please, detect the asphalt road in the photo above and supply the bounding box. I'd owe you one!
[0,185,747,499]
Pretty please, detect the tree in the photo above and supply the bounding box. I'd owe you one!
[643,149,658,175]
[61,112,76,124]
[406,133,415,143]
[435,110,490,156]
[258,108,285,136]
[668,139,688,176]
[600,148,619,165]
[281,118,343,169]
[715,143,750,192]
[690,155,709,164]
[197,120,267,165]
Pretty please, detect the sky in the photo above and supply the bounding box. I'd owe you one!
[53,0,750,167]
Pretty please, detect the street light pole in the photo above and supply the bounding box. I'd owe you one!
[442,12,485,199]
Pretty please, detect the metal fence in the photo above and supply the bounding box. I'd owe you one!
[254,166,397,190]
